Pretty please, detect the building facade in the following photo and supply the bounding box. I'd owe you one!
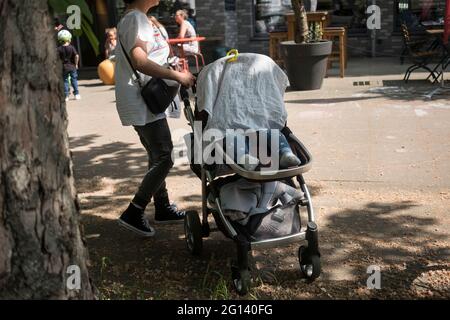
[74,0,446,66]
[196,0,447,58]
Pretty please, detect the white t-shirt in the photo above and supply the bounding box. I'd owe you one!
[115,10,171,126]
[182,20,198,53]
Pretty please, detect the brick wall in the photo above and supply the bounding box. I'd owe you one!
[196,0,226,38]
[196,0,269,55]
[225,10,238,49]
[235,0,269,54]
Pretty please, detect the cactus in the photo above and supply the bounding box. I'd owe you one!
[291,0,323,43]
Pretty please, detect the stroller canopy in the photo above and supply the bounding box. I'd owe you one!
[197,53,289,134]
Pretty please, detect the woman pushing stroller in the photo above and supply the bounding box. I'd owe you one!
[114,0,195,237]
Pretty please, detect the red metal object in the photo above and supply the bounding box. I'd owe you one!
[167,37,206,71]
[167,36,206,45]
[444,0,450,44]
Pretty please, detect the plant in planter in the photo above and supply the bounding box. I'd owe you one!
[280,0,332,90]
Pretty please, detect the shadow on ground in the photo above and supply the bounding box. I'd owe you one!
[71,135,449,299]
[81,199,449,299]
[70,135,197,193]
[253,200,449,299]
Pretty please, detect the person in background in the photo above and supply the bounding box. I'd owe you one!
[420,0,434,21]
[187,9,197,31]
[105,27,118,59]
[57,30,81,101]
[175,9,199,55]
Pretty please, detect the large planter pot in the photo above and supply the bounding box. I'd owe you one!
[280,40,332,91]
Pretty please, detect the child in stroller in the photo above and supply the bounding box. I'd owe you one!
[180,52,321,295]
[224,129,301,171]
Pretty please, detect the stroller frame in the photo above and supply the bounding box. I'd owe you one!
[180,88,321,295]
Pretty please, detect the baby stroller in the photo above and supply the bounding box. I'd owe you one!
[180,52,321,295]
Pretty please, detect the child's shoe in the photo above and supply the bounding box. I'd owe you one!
[280,151,301,169]
[75,94,81,100]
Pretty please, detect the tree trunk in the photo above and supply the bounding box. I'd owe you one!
[0,0,95,299]
[292,0,309,43]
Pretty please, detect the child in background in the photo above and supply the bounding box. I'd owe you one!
[57,30,81,101]
[104,27,117,59]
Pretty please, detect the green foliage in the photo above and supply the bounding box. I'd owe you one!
[158,0,174,16]
[308,22,323,42]
[48,0,99,56]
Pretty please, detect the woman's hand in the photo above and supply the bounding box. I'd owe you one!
[130,43,195,87]
[175,71,195,88]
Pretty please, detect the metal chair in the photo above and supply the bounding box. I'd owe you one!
[185,40,206,73]
[398,10,430,64]
[401,23,441,82]
[424,44,450,99]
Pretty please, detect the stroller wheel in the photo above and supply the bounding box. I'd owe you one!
[298,246,321,281]
[184,211,202,255]
[231,266,251,296]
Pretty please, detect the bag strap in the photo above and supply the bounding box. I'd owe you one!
[119,38,143,87]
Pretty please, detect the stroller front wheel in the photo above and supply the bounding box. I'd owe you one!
[184,211,203,255]
[298,246,321,281]
[232,266,251,296]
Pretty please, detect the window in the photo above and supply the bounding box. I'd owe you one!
[253,0,292,36]
[252,0,369,37]
[317,0,369,35]
[395,0,446,30]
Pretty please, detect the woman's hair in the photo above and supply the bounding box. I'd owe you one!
[148,16,164,29]
[105,27,117,36]
[123,0,135,4]
[176,10,188,20]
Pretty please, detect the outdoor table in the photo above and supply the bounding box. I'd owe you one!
[426,29,444,35]
[168,36,206,71]
[426,29,447,53]
[424,28,450,98]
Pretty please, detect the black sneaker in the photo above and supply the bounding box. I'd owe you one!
[118,203,155,237]
[154,202,186,224]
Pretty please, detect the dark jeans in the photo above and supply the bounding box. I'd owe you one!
[63,70,79,97]
[132,118,174,208]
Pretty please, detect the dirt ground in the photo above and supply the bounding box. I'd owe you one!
[68,64,450,299]
[76,175,449,300]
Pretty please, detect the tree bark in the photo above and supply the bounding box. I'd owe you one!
[0,0,95,299]
[292,0,309,43]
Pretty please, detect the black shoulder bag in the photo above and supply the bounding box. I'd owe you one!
[120,40,180,114]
